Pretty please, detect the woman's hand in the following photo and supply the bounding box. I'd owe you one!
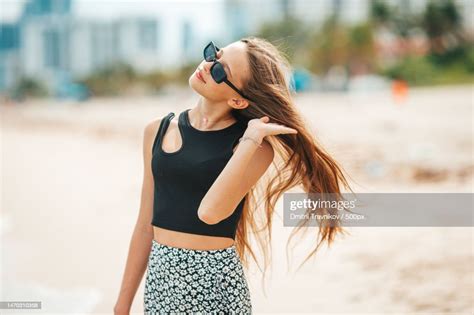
[244,116,298,144]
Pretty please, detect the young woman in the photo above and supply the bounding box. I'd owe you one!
[114,37,352,314]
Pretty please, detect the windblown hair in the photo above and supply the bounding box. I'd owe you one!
[231,36,355,295]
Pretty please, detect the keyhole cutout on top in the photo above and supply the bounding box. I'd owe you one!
[160,116,184,155]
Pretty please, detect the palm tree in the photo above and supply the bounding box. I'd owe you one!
[422,0,464,54]
[370,0,392,26]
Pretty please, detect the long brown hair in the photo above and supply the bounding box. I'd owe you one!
[231,36,355,295]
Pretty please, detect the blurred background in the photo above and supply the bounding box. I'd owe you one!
[1,0,473,314]
[0,0,473,98]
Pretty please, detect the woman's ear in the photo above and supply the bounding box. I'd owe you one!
[227,98,249,109]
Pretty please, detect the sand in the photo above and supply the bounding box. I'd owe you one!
[1,84,472,314]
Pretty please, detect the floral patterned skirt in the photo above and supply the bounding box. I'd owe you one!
[144,239,253,314]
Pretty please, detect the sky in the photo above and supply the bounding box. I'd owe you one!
[0,0,220,23]
[1,0,472,27]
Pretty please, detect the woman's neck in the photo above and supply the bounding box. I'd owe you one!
[190,98,236,130]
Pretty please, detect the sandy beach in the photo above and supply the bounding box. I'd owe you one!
[1,84,472,314]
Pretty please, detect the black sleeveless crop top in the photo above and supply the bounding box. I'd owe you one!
[151,108,248,240]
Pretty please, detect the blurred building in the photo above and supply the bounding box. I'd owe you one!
[0,0,228,93]
[0,24,21,91]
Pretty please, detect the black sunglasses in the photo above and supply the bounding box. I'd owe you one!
[203,41,253,102]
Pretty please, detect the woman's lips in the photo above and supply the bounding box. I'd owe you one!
[196,70,206,84]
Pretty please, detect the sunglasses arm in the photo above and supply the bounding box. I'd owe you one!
[224,78,252,102]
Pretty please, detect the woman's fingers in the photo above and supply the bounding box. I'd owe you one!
[269,123,298,135]
[280,126,298,134]
[252,116,298,136]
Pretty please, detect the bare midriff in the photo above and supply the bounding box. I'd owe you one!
[152,226,235,250]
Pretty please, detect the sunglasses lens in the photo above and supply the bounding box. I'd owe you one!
[210,62,226,83]
[204,42,216,62]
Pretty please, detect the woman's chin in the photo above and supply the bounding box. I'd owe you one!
[189,77,206,96]
[188,75,222,101]
[189,80,200,94]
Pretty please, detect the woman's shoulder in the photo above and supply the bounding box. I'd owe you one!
[144,112,176,135]
[144,116,162,140]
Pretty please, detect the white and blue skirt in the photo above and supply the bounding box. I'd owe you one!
[144,239,253,314]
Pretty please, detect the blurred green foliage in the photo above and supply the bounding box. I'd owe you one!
[382,55,438,85]
[383,44,474,86]
[378,0,474,86]
[256,16,312,63]
[11,77,49,100]
[78,61,199,96]
[78,62,138,96]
